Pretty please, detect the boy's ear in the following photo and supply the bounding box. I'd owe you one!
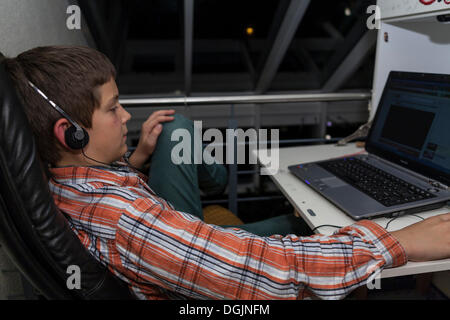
[53,118,71,149]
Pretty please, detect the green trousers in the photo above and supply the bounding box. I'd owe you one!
[147,114,310,237]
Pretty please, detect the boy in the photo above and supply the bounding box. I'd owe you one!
[4,46,450,300]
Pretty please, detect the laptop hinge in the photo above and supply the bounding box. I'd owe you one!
[368,154,449,191]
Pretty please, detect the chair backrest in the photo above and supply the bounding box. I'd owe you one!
[0,57,134,300]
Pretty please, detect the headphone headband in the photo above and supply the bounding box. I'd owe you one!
[27,81,88,149]
[27,81,82,131]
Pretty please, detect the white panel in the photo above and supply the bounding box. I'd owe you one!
[371,18,450,117]
[378,0,450,20]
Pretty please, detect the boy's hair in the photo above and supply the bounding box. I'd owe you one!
[3,46,116,166]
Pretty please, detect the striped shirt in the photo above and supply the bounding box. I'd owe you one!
[48,165,407,300]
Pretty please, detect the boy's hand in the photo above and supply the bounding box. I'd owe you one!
[390,213,450,262]
[129,109,175,169]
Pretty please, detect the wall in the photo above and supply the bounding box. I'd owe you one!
[0,0,91,57]
[371,2,450,117]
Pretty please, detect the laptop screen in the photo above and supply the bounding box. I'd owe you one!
[366,71,450,186]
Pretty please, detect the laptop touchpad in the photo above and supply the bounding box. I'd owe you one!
[320,177,347,188]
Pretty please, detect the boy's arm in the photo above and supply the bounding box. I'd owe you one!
[127,110,176,170]
[115,198,413,300]
[390,213,450,262]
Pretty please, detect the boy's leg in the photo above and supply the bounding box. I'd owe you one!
[147,114,203,219]
[147,114,227,220]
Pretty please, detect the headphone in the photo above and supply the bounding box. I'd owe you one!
[27,81,142,171]
[28,81,89,150]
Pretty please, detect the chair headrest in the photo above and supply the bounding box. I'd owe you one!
[0,58,133,299]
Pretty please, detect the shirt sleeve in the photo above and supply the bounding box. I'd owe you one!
[115,197,407,300]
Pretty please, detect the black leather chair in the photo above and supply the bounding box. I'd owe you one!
[0,56,134,299]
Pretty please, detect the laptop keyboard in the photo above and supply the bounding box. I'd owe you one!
[317,158,436,207]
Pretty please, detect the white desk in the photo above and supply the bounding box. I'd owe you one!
[257,143,450,279]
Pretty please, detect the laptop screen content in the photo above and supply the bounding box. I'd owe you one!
[367,71,450,185]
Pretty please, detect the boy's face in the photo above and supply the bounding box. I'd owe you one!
[85,78,131,163]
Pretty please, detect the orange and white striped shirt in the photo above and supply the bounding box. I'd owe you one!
[48,165,407,300]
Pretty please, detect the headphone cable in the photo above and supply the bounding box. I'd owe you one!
[81,148,142,172]
[81,148,119,168]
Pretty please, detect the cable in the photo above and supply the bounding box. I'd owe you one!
[313,213,426,234]
[384,216,400,231]
[410,214,425,221]
[81,148,144,174]
[385,214,425,231]
[311,224,343,233]
[81,148,119,168]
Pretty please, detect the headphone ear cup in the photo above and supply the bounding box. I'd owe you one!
[65,126,89,150]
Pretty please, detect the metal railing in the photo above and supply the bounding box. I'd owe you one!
[120,92,371,106]
[121,91,371,215]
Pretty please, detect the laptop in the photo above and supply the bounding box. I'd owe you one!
[288,71,450,220]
